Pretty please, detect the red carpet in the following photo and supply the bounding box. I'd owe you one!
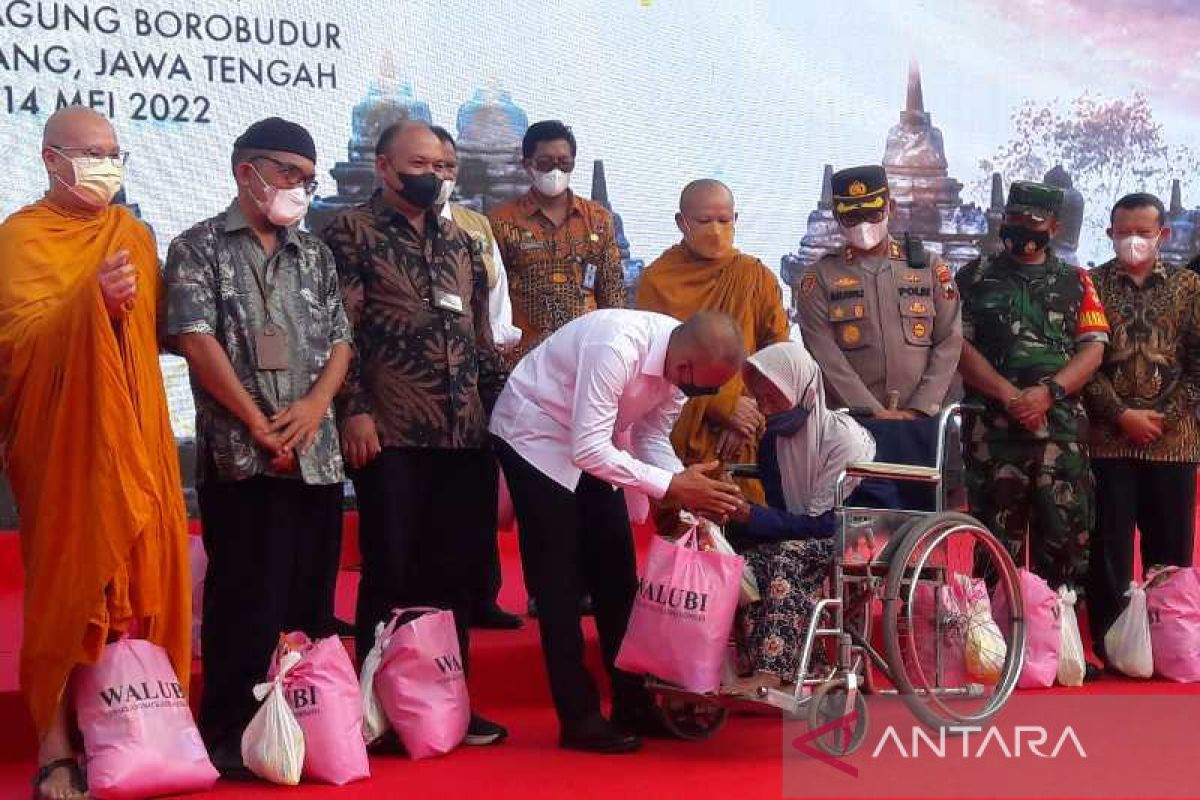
[1,519,1200,799]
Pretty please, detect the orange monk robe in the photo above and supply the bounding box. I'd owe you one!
[637,243,790,525]
[0,199,191,737]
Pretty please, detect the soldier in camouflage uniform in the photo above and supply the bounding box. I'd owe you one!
[956,181,1109,589]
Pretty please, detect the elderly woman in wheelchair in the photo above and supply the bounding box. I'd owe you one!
[721,342,895,696]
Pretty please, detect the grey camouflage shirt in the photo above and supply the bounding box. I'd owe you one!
[165,200,351,486]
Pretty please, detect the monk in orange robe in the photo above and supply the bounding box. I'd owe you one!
[637,179,790,532]
[0,107,190,800]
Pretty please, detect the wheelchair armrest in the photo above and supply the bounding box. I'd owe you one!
[844,461,942,483]
[727,463,761,479]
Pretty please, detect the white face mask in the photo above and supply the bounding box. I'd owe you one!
[252,166,310,227]
[437,179,455,207]
[530,168,571,198]
[53,151,124,208]
[1115,233,1159,267]
[843,218,889,251]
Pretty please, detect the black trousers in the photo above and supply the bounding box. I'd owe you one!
[475,463,504,615]
[351,447,496,672]
[197,475,343,750]
[493,437,648,727]
[1088,458,1196,648]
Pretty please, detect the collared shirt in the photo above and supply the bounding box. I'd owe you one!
[797,238,962,417]
[322,191,506,450]
[488,190,625,360]
[1084,258,1200,462]
[165,200,351,485]
[440,201,522,349]
[489,309,685,497]
[956,249,1110,443]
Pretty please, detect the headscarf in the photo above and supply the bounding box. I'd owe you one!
[746,342,876,515]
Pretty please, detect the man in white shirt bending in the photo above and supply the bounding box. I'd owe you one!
[490,309,744,754]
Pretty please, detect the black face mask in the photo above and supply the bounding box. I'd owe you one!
[394,171,442,210]
[679,382,719,398]
[1000,223,1051,257]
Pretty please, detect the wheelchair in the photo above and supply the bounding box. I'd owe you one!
[644,403,1027,756]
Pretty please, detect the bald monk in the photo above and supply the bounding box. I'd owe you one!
[0,107,190,799]
[637,179,790,531]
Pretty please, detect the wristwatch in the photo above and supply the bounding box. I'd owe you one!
[1039,377,1068,404]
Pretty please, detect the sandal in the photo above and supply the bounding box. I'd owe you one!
[31,757,86,800]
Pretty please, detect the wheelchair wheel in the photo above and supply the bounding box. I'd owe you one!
[807,678,869,757]
[880,512,1025,730]
[653,695,729,741]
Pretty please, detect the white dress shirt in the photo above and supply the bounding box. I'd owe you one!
[490,309,686,498]
[441,201,523,349]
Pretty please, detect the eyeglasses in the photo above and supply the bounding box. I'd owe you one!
[50,146,130,165]
[253,155,319,195]
[837,208,886,227]
[531,157,575,173]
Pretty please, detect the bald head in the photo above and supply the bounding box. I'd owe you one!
[679,179,734,215]
[666,311,745,394]
[43,105,116,150]
[375,119,439,160]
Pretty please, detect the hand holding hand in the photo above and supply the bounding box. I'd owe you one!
[728,396,765,438]
[664,460,743,518]
[270,395,328,455]
[1117,409,1165,446]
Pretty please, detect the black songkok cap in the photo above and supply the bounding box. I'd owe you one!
[234,117,316,163]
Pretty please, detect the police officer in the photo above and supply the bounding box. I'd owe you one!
[956,181,1109,597]
[797,165,962,421]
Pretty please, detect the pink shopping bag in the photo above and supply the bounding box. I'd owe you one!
[374,608,469,759]
[1146,567,1200,683]
[268,633,370,784]
[74,639,218,799]
[615,527,744,694]
[993,568,1060,689]
[903,578,969,690]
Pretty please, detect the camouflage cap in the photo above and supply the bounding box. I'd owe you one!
[1005,180,1063,219]
[831,165,889,215]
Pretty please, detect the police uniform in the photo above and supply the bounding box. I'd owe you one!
[957,181,1110,588]
[796,165,963,418]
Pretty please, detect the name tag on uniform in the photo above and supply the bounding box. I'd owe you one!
[582,263,598,291]
[254,323,289,371]
[433,288,465,314]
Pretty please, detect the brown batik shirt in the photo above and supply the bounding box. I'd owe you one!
[322,192,507,450]
[1084,258,1200,462]
[488,190,625,361]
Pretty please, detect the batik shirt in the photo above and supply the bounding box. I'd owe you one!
[165,200,351,485]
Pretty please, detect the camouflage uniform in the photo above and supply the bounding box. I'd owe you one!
[956,248,1109,587]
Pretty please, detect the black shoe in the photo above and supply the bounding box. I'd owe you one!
[580,594,594,616]
[1083,663,1103,683]
[465,712,508,746]
[560,714,642,754]
[330,616,357,638]
[611,702,673,739]
[527,597,538,618]
[208,741,255,781]
[472,604,524,630]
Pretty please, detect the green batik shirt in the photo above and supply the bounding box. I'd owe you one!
[956,249,1110,443]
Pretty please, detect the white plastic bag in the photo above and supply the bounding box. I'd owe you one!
[1056,587,1086,687]
[1104,581,1153,678]
[959,575,1007,683]
[359,621,391,744]
[241,650,305,785]
[683,513,760,606]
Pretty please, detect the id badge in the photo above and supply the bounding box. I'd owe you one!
[433,288,465,314]
[254,323,289,371]
[582,262,598,291]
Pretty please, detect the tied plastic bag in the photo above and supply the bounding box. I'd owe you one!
[905,581,968,689]
[187,534,207,658]
[993,568,1060,689]
[74,639,218,800]
[359,621,391,744]
[616,526,744,694]
[1146,566,1200,683]
[957,575,1007,684]
[375,608,470,759]
[1104,581,1153,679]
[269,633,370,785]
[681,512,760,606]
[242,650,305,785]
[1056,587,1086,687]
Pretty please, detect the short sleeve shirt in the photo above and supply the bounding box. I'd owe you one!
[165,201,351,485]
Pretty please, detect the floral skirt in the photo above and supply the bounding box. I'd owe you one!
[738,538,836,680]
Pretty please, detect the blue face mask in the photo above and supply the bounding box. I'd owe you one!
[765,405,810,436]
